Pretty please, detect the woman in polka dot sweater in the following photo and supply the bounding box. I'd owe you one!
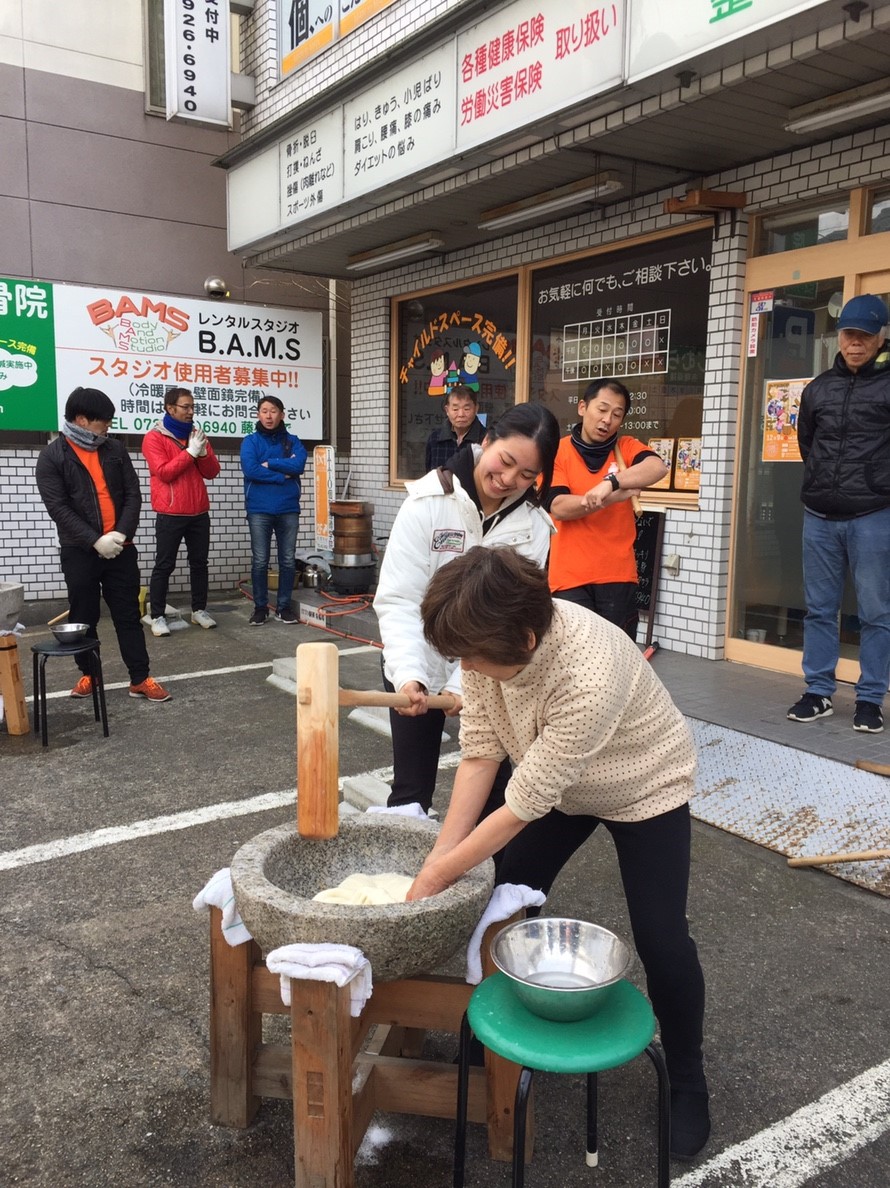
[408,545,710,1162]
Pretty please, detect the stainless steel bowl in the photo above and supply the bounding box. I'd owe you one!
[491,917,632,1022]
[51,622,90,643]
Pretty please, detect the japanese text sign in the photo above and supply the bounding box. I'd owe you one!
[0,277,57,431]
[165,0,231,128]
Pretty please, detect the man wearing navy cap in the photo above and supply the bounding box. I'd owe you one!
[787,294,890,733]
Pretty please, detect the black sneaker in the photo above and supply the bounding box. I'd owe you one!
[853,700,884,733]
[787,693,833,723]
[276,606,298,624]
[248,607,268,626]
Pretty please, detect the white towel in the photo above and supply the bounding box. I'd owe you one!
[466,883,546,985]
[266,943,373,1017]
[192,867,253,947]
[366,802,430,819]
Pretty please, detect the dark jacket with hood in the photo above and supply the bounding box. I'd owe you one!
[35,434,142,549]
[797,341,890,517]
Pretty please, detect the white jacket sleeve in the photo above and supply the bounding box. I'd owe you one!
[373,496,444,693]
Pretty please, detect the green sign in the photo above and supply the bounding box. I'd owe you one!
[0,277,57,431]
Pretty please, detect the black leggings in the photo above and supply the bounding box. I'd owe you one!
[495,802,706,1091]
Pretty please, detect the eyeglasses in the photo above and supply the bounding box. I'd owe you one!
[175,404,195,412]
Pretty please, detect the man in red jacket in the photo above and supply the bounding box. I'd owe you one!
[142,387,221,637]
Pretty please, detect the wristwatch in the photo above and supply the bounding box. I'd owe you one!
[605,472,620,492]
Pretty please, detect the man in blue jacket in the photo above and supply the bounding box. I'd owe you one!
[239,396,308,625]
[787,294,890,733]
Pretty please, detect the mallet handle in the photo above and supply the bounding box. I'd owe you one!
[338,688,457,711]
[787,848,890,868]
[613,441,643,518]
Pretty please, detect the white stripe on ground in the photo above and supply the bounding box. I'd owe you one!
[0,752,461,871]
[674,1057,890,1187]
[28,644,378,702]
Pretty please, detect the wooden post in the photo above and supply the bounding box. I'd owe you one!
[296,642,340,838]
[291,979,356,1188]
[209,907,262,1127]
[0,636,29,736]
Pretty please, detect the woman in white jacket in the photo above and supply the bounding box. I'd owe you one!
[373,403,559,812]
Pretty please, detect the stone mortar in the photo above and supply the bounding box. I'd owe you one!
[230,814,494,982]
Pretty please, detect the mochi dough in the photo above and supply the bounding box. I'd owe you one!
[313,872,414,905]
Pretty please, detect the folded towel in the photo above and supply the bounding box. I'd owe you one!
[192,867,253,946]
[466,883,546,984]
[366,802,430,819]
[266,943,373,1016]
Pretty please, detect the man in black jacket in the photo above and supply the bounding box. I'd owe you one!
[787,295,890,733]
[35,387,171,702]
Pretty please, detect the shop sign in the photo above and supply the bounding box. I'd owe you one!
[344,47,457,199]
[280,110,344,226]
[313,444,335,549]
[279,0,397,77]
[456,0,624,153]
[165,0,231,128]
[750,290,774,314]
[52,285,324,439]
[627,0,826,85]
[0,277,57,432]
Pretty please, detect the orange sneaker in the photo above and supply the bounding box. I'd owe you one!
[128,676,172,702]
[70,675,93,698]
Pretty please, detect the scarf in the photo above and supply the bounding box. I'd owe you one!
[569,423,618,473]
[255,421,293,456]
[163,411,192,440]
[61,420,107,451]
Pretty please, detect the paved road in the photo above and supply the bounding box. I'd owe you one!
[2,594,889,1186]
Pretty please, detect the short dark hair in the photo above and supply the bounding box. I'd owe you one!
[65,386,115,422]
[484,403,560,503]
[582,378,631,417]
[444,384,478,406]
[164,386,193,410]
[257,395,285,414]
[422,546,553,666]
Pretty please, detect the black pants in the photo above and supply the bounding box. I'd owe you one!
[60,544,150,684]
[382,664,511,813]
[554,581,639,641]
[149,512,210,617]
[496,802,706,1091]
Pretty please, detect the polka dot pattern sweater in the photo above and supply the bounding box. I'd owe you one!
[459,600,696,823]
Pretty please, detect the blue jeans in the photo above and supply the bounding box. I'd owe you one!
[802,507,890,703]
[247,512,299,612]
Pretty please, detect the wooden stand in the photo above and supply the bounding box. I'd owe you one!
[209,907,532,1187]
[0,636,29,736]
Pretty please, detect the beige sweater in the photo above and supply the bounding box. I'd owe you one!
[459,601,696,822]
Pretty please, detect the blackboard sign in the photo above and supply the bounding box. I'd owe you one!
[634,511,666,612]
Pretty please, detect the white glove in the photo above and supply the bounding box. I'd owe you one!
[93,531,125,559]
[186,428,207,458]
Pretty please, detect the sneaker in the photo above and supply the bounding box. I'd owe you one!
[129,677,172,702]
[670,1089,711,1161]
[853,700,884,733]
[151,616,171,638]
[191,609,217,629]
[248,607,268,626]
[275,606,298,624]
[70,675,93,699]
[787,693,833,723]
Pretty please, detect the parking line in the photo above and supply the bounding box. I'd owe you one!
[675,1056,890,1187]
[0,752,461,872]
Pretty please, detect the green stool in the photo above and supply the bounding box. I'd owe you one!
[454,973,670,1188]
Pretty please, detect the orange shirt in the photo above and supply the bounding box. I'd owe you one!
[69,442,117,535]
[548,435,648,590]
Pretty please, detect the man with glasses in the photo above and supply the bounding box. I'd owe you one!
[142,387,220,636]
[35,386,171,702]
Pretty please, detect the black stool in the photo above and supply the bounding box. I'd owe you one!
[31,639,109,747]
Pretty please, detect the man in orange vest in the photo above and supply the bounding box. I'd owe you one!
[35,387,171,702]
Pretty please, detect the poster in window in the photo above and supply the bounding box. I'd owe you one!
[647,438,674,489]
[394,276,520,481]
[762,377,807,462]
[674,438,701,491]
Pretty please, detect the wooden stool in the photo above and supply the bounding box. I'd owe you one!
[0,636,29,735]
[209,907,531,1188]
[30,638,109,747]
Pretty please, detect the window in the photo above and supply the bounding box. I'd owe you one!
[756,199,850,255]
[144,0,166,114]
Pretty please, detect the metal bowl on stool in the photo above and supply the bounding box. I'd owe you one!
[491,917,632,1022]
[51,622,90,644]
